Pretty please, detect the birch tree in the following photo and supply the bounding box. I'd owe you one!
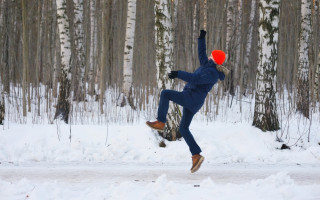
[192,1,198,69]
[297,0,312,118]
[117,0,137,109]
[252,0,280,131]
[87,0,97,96]
[200,0,207,30]
[55,0,72,123]
[155,0,180,141]
[235,0,242,90]
[225,0,236,95]
[73,0,86,101]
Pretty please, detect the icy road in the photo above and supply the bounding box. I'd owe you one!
[1,163,319,185]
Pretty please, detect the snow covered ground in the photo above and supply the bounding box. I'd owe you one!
[1,164,320,200]
[1,117,320,199]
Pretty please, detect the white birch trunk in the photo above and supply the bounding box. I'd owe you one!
[226,0,235,55]
[117,0,137,108]
[55,0,72,123]
[235,0,243,91]
[297,0,312,118]
[226,0,236,95]
[155,0,180,141]
[88,0,97,96]
[243,0,256,94]
[73,0,85,101]
[192,1,198,68]
[200,0,207,30]
[57,0,72,78]
[252,0,280,131]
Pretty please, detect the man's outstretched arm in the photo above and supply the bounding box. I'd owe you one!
[198,30,209,66]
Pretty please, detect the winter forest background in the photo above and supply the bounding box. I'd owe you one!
[0,0,320,142]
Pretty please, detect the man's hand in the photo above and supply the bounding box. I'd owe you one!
[168,71,178,79]
[199,30,206,39]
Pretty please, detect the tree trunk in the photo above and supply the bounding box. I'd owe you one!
[0,0,4,125]
[73,0,86,101]
[21,0,28,117]
[243,0,256,95]
[200,0,207,30]
[315,52,320,101]
[99,0,110,114]
[235,0,243,92]
[2,0,9,93]
[117,0,137,109]
[88,0,98,95]
[225,0,236,96]
[297,0,312,118]
[312,0,319,103]
[55,0,72,123]
[88,0,98,96]
[52,0,58,98]
[252,0,280,131]
[155,0,181,141]
[192,1,199,70]
[0,74,4,125]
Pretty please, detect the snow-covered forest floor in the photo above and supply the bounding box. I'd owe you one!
[1,90,320,199]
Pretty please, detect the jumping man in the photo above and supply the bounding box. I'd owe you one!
[146,30,228,173]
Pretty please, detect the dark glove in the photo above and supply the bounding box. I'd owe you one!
[199,30,206,39]
[168,71,178,79]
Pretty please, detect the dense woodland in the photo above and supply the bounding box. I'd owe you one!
[0,0,319,138]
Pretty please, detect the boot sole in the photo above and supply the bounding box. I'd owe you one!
[146,122,164,132]
[191,156,204,173]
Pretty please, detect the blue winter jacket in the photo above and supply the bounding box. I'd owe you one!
[177,37,225,114]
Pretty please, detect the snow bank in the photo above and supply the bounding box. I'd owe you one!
[1,172,319,200]
[0,119,319,165]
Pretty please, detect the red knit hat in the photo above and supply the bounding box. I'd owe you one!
[211,50,226,65]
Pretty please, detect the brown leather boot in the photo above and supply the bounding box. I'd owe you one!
[190,154,204,173]
[146,120,165,132]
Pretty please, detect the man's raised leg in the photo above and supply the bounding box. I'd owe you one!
[146,90,185,131]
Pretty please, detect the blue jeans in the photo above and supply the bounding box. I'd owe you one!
[157,90,202,155]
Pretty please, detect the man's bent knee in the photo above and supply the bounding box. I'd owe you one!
[160,89,170,98]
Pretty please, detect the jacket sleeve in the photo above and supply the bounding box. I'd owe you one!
[198,38,209,66]
[177,70,216,85]
[177,70,193,83]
